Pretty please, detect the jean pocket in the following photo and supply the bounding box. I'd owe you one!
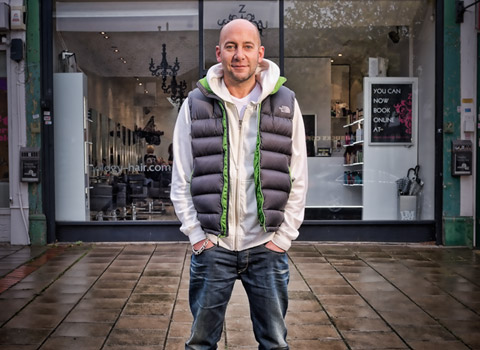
[262,243,286,255]
[204,244,217,252]
[193,244,217,257]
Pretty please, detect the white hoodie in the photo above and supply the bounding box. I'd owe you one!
[171,59,308,251]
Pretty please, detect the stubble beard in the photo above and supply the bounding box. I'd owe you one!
[231,70,255,84]
[228,62,258,85]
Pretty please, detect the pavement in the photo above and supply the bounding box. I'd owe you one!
[0,242,479,350]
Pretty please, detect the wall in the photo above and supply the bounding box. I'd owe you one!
[284,57,363,208]
[0,51,8,241]
[285,57,331,148]
[442,0,475,246]
[26,0,46,245]
[459,1,477,218]
[54,73,88,221]
[413,0,436,220]
[87,73,179,164]
[306,157,363,207]
[6,0,30,244]
[363,77,419,220]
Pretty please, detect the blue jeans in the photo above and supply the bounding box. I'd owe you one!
[186,244,290,350]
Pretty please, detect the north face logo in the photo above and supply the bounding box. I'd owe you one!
[279,106,290,114]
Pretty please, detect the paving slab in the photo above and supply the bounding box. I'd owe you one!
[0,243,478,349]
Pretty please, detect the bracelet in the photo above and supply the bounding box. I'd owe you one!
[192,239,210,255]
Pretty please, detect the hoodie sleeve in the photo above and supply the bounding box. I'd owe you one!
[170,98,207,246]
[271,99,308,251]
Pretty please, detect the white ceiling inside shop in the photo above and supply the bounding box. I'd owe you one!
[57,30,199,79]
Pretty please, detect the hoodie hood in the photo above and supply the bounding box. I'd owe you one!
[201,58,285,103]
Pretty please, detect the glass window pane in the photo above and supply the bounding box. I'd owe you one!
[284,0,434,221]
[54,1,198,221]
[203,0,279,72]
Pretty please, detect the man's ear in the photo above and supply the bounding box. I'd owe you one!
[215,46,222,63]
[258,46,265,63]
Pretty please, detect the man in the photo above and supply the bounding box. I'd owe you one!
[171,19,308,350]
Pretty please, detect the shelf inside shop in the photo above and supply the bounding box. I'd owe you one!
[343,162,364,167]
[343,140,364,148]
[343,118,364,128]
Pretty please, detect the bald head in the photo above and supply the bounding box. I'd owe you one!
[215,18,265,96]
[219,19,261,47]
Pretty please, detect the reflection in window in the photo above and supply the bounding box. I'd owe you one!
[203,1,280,72]
[54,1,199,221]
[284,0,434,221]
[52,0,435,223]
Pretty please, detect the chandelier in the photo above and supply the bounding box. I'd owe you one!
[149,44,187,106]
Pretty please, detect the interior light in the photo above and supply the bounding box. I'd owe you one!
[338,53,342,57]
[100,31,105,35]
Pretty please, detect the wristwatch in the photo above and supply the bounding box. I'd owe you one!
[192,239,210,255]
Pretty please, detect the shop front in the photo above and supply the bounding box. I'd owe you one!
[46,0,439,242]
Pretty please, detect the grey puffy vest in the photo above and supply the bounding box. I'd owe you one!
[189,78,295,237]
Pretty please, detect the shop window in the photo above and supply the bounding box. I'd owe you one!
[284,0,435,221]
[54,1,199,221]
[53,0,435,224]
[0,51,8,208]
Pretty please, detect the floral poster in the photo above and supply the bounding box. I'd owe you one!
[370,83,413,144]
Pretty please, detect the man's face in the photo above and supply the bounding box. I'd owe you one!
[215,20,265,87]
